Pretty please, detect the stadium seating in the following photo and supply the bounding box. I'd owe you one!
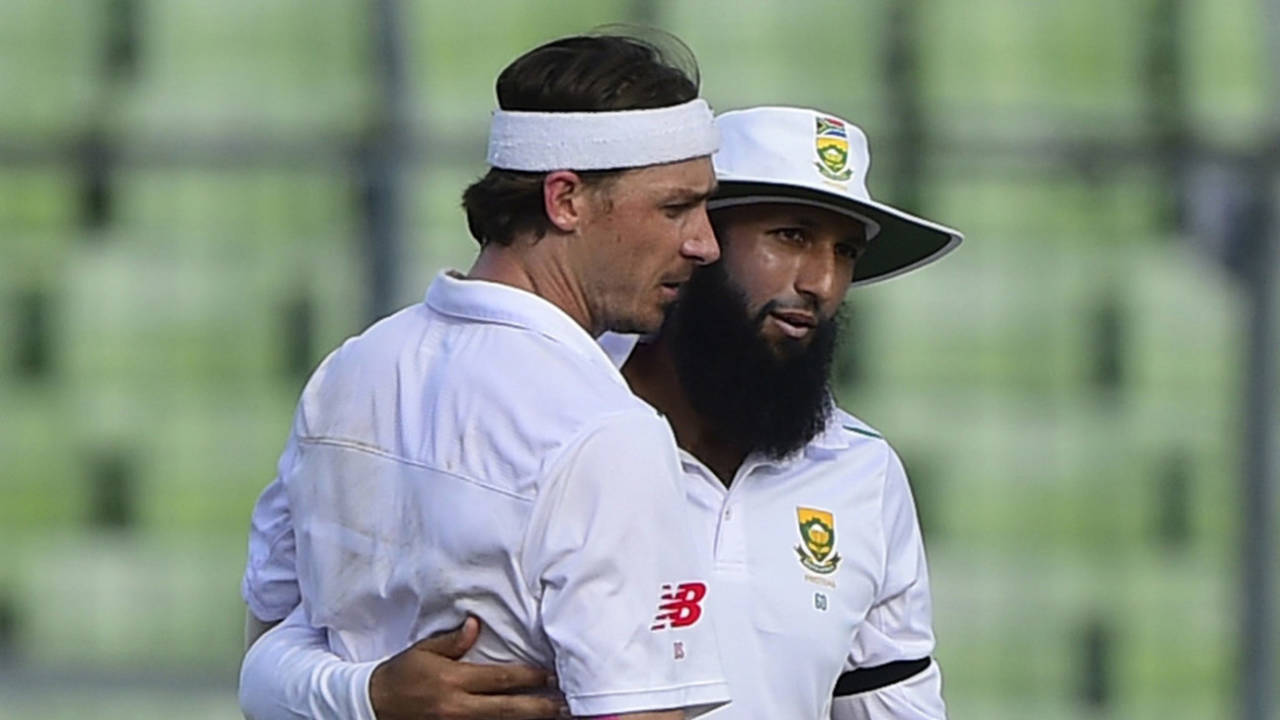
[0,1,1259,718]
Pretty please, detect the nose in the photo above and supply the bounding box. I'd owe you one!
[795,246,842,308]
[680,206,720,265]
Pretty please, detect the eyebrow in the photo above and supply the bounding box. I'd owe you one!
[784,215,820,228]
[662,182,718,205]
[780,214,870,246]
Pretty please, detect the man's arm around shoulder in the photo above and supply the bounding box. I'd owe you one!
[239,610,566,720]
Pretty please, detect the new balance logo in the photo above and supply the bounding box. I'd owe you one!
[650,582,706,630]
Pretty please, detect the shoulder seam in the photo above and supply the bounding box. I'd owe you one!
[296,435,536,503]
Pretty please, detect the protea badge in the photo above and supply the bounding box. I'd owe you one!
[813,116,852,182]
[795,506,841,574]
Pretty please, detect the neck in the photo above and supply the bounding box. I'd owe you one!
[468,234,599,335]
[622,335,749,486]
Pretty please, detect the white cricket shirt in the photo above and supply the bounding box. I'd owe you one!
[681,409,943,719]
[242,330,943,720]
[240,274,728,719]
[595,336,943,719]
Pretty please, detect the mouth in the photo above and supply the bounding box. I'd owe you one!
[767,310,817,339]
[659,278,688,299]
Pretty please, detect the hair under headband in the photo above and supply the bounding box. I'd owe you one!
[486,98,718,172]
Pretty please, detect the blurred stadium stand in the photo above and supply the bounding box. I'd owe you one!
[0,1,1275,718]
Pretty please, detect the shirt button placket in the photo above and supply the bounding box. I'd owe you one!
[716,501,748,568]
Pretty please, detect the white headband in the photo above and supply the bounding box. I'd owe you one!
[486,98,718,171]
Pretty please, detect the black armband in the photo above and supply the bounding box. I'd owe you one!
[833,657,932,697]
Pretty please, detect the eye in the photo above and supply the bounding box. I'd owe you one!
[835,242,861,259]
[772,227,808,245]
[662,201,697,219]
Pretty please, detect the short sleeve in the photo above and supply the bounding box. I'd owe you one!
[242,411,305,622]
[834,448,945,719]
[523,410,730,718]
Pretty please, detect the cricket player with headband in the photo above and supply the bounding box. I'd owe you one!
[240,106,962,719]
[238,33,733,720]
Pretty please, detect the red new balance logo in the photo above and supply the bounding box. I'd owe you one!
[650,582,706,630]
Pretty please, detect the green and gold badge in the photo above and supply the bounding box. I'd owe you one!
[795,506,841,574]
[813,116,852,182]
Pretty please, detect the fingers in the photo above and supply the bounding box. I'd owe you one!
[455,692,567,720]
[412,616,481,660]
[383,617,564,720]
[454,660,554,694]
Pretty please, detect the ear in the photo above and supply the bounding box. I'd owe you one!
[542,170,587,232]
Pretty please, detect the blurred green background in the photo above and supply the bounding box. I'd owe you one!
[1,1,1277,718]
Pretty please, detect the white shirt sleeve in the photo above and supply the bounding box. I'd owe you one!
[524,410,730,718]
[239,605,380,720]
[830,662,944,720]
[243,408,729,720]
[832,448,945,720]
[241,407,305,622]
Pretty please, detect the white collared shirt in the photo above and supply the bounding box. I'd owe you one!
[679,409,942,719]
[240,274,728,719]
[242,326,942,720]
[598,334,941,716]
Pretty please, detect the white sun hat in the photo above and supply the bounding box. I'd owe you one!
[709,106,963,287]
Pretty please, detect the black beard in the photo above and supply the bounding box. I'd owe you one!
[665,264,838,460]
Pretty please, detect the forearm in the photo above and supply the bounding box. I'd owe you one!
[239,611,382,720]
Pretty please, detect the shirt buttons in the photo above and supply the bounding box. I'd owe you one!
[723,507,733,521]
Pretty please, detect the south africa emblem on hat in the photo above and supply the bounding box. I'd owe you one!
[795,506,841,574]
[813,116,853,183]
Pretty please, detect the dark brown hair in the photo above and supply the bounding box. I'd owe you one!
[462,32,700,246]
